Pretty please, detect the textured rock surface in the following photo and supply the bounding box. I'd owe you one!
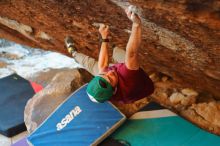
[0,0,219,100]
[181,102,220,134]
[24,68,93,133]
[191,102,220,127]
[150,72,220,135]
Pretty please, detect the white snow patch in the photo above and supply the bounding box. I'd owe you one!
[8,51,80,78]
[0,44,30,58]
[0,39,80,79]
[0,68,15,78]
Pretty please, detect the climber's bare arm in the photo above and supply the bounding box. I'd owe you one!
[98,24,109,73]
[125,6,142,70]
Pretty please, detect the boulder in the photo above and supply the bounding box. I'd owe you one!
[0,0,219,99]
[181,102,220,135]
[169,92,185,104]
[191,102,220,127]
[181,88,199,97]
[24,68,93,133]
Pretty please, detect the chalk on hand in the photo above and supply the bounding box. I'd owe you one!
[128,5,138,14]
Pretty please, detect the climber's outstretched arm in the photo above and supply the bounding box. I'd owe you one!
[98,24,109,73]
[125,7,142,70]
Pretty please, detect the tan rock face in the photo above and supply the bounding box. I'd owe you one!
[0,61,7,68]
[169,92,186,104]
[191,102,220,127]
[181,102,220,134]
[150,72,220,135]
[0,0,219,99]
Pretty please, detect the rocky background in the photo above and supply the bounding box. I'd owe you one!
[0,0,220,136]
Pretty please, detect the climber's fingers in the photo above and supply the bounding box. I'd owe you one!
[125,8,132,19]
[99,24,109,39]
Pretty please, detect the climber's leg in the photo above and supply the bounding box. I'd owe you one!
[74,53,99,76]
[65,36,99,76]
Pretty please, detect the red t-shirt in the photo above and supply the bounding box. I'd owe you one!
[107,63,154,104]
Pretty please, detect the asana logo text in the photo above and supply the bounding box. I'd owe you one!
[56,106,82,131]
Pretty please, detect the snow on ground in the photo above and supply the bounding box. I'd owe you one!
[0,39,80,79]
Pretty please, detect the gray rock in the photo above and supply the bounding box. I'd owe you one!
[181,88,198,97]
[24,68,93,133]
[169,92,185,104]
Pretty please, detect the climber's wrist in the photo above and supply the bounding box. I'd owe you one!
[100,38,109,43]
[132,22,141,27]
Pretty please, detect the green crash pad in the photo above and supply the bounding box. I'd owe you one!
[110,102,220,146]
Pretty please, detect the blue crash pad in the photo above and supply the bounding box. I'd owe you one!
[28,84,126,146]
[0,74,42,137]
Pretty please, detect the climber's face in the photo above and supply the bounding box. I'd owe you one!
[99,70,118,88]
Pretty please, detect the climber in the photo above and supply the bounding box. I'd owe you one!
[65,5,154,104]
